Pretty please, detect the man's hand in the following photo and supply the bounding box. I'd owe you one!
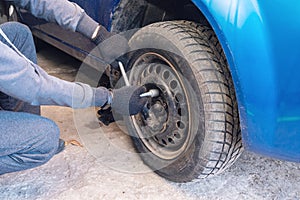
[98,107,115,126]
[98,86,149,125]
[112,86,149,116]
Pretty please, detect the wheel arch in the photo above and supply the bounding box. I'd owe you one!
[191,0,278,153]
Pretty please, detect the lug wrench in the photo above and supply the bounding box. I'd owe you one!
[118,61,159,98]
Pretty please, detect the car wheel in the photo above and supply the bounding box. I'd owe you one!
[125,21,243,182]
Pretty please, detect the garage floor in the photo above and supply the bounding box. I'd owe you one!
[1,42,300,200]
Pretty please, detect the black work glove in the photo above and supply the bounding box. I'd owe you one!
[92,25,129,64]
[112,86,149,116]
[97,86,149,126]
[98,107,115,126]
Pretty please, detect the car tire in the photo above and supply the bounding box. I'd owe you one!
[124,20,243,182]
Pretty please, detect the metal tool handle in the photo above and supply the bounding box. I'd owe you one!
[118,61,159,98]
[118,61,130,86]
[140,89,159,98]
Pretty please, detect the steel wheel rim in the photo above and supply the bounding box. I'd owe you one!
[129,52,192,160]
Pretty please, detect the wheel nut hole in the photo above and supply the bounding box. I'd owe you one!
[148,65,154,73]
[178,108,181,116]
[177,121,185,129]
[178,107,186,116]
[163,71,170,79]
[175,93,184,102]
[170,80,178,89]
[168,138,175,144]
[155,66,161,74]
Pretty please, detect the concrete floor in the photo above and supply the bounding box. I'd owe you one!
[1,43,300,200]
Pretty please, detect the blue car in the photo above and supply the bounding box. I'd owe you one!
[1,0,300,182]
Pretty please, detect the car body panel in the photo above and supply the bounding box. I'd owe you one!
[69,0,120,30]
[192,0,300,161]
[15,0,300,161]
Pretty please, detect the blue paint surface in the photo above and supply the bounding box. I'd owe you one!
[70,0,120,30]
[192,0,300,161]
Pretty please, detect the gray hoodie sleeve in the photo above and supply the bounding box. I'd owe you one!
[11,0,98,38]
[0,41,109,108]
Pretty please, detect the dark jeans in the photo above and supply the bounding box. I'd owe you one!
[0,22,60,174]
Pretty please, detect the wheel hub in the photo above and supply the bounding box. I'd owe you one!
[144,100,168,134]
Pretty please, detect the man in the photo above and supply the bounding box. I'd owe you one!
[0,0,147,174]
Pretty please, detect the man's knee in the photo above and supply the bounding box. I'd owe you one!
[0,112,61,174]
[34,117,60,157]
[19,118,60,171]
[0,111,60,157]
